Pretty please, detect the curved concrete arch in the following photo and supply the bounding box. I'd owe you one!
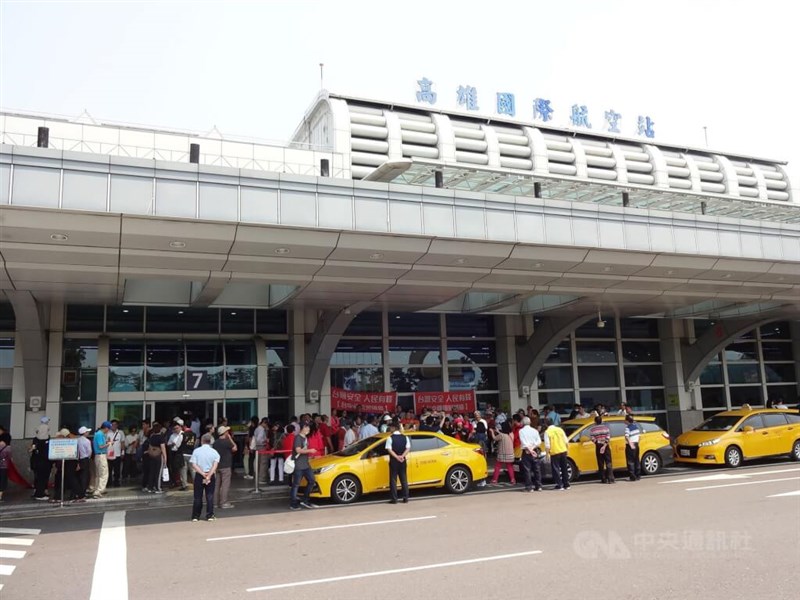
[6,290,49,411]
[516,313,595,395]
[305,301,372,397]
[682,317,782,388]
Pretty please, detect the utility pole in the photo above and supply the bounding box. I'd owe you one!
[703,126,708,147]
[319,63,324,90]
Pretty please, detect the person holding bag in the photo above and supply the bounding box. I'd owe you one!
[145,422,167,493]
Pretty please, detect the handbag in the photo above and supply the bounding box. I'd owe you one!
[283,453,296,475]
[162,467,170,482]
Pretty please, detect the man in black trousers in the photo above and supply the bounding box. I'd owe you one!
[386,419,410,504]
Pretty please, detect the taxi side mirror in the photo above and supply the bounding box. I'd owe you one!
[742,426,754,433]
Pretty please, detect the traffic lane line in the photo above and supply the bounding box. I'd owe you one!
[246,550,543,592]
[768,490,800,498]
[686,476,800,491]
[660,467,800,484]
[207,515,437,542]
[0,527,41,535]
[0,549,26,559]
[0,538,34,546]
[89,511,127,600]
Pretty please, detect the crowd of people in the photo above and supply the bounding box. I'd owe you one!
[6,396,794,510]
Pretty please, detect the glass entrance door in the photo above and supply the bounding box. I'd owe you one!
[109,401,145,431]
[213,399,225,427]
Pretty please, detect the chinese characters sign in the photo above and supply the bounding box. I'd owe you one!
[415,77,655,138]
[414,390,477,414]
[331,387,397,413]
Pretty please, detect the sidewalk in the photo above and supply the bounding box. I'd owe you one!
[0,473,291,518]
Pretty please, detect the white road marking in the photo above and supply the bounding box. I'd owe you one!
[208,515,437,542]
[660,474,748,484]
[246,549,543,592]
[767,490,800,498]
[0,564,15,576]
[0,538,34,546]
[89,511,128,600]
[0,527,41,536]
[741,467,800,476]
[0,549,26,559]
[686,476,800,491]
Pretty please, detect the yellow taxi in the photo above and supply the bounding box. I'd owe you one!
[306,431,488,504]
[515,416,673,481]
[675,407,800,467]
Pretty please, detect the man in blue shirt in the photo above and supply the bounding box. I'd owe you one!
[88,421,111,499]
[189,433,220,522]
[624,415,643,481]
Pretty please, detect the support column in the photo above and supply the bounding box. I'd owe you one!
[659,319,701,436]
[289,309,308,418]
[791,322,800,389]
[496,315,521,414]
[96,336,109,423]
[6,291,50,437]
[254,337,268,418]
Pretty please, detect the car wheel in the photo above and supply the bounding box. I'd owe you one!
[791,440,800,462]
[331,474,361,504]
[641,451,662,475]
[445,465,472,494]
[724,445,743,468]
[566,458,579,482]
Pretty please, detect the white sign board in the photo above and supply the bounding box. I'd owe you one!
[48,438,78,461]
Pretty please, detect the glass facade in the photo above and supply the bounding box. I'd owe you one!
[537,318,666,418]
[331,314,500,410]
[697,321,798,410]
[0,338,13,428]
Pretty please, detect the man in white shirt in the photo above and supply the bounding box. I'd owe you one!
[385,420,411,504]
[518,417,543,492]
[167,420,188,490]
[107,420,125,488]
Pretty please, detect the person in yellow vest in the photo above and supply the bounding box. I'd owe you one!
[543,418,570,491]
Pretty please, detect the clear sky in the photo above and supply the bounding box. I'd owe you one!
[1,0,797,194]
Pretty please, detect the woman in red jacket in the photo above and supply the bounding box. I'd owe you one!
[307,421,326,456]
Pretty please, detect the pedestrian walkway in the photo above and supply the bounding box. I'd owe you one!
[0,526,41,590]
[0,474,291,518]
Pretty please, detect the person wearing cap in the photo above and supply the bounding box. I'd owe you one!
[379,414,392,434]
[386,419,411,504]
[75,426,93,501]
[107,420,125,488]
[289,421,318,510]
[167,420,188,491]
[518,416,542,492]
[624,414,642,481]
[88,421,111,498]
[189,433,221,522]
[213,425,237,509]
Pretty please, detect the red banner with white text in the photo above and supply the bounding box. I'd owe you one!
[414,390,476,414]
[331,387,397,413]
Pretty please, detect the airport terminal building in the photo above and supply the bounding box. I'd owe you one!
[0,92,798,439]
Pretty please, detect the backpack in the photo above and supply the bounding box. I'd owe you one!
[179,430,197,454]
[475,421,487,435]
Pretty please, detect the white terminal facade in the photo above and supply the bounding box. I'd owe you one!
[0,91,798,440]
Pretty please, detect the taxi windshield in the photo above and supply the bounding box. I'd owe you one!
[694,416,741,432]
[335,436,381,457]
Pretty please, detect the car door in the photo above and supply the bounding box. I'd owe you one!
[737,414,767,458]
[607,422,629,468]
[361,440,390,493]
[408,434,448,486]
[761,413,790,455]
[569,426,598,474]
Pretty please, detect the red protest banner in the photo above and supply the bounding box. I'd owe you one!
[330,387,397,413]
[414,390,476,414]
